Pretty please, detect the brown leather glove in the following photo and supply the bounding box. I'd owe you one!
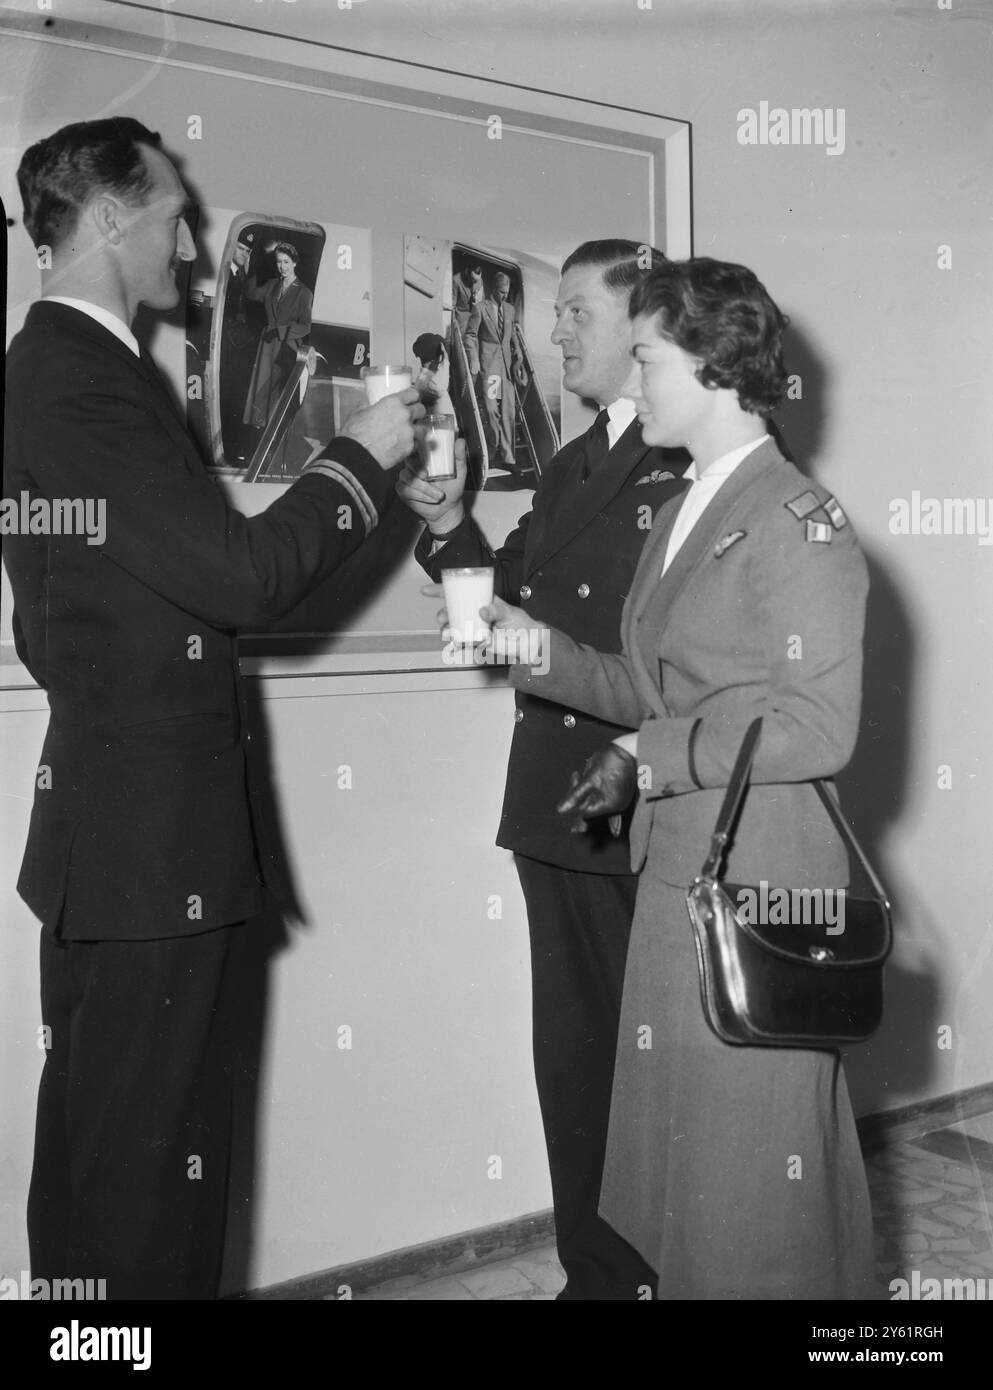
[556,743,637,838]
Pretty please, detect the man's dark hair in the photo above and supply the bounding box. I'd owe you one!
[629,257,789,416]
[17,117,162,250]
[560,238,668,298]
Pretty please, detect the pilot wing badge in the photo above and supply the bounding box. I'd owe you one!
[714,529,747,558]
[635,469,677,486]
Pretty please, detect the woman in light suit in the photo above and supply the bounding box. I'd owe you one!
[242,241,313,430]
[483,258,877,1300]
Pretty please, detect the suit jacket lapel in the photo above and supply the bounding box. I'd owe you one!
[484,300,499,342]
[134,345,211,474]
[32,303,208,477]
[525,420,652,575]
[634,438,784,642]
[625,489,688,630]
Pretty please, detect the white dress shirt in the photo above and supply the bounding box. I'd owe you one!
[45,296,141,357]
[603,395,636,450]
[661,434,769,576]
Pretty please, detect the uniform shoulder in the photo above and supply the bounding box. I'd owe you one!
[7,314,147,419]
[753,455,860,550]
[6,316,87,398]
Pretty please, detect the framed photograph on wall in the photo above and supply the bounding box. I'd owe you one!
[0,1,692,672]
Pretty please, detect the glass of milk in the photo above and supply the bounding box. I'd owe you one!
[441,567,494,648]
[361,363,413,405]
[416,414,457,480]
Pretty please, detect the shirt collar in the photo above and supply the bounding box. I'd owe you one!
[603,396,637,445]
[45,296,141,357]
[684,433,770,484]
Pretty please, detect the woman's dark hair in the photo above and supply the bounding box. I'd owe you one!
[17,117,162,251]
[629,257,790,416]
[273,242,300,267]
[412,332,445,367]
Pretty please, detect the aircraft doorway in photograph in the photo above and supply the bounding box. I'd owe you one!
[185,211,372,482]
[403,235,561,492]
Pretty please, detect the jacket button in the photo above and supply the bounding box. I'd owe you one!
[514,709,524,723]
[577,583,590,598]
[520,584,532,600]
[563,714,576,729]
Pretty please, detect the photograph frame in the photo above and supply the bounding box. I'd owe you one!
[0,1,693,675]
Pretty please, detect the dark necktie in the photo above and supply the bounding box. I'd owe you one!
[497,303,505,339]
[581,407,611,482]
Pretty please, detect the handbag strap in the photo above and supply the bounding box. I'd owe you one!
[700,717,763,879]
[810,779,890,904]
[699,717,890,906]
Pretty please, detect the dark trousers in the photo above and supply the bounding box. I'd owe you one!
[28,923,241,1300]
[515,854,657,1300]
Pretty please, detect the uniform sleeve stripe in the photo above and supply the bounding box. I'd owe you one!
[302,460,378,533]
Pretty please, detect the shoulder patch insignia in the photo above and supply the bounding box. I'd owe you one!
[805,519,833,544]
[714,529,747,558]
[635,469,677,486]
[785,490,821,520]
[822,495,848,529]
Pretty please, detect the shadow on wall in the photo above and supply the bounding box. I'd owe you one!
[839,549,942,1116]
[775,315,828,472]
[775,321,939,1118]
[218,677,297,1296]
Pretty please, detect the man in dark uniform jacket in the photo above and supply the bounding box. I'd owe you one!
[397,241,690,1299]
[3,117,422,1299]
[219,232,262,460]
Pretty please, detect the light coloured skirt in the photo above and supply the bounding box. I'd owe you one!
[599,867,879,1300]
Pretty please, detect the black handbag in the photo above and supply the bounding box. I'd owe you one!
[685,717,892,1048]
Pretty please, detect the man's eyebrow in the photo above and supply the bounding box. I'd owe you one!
[552,293,588,312]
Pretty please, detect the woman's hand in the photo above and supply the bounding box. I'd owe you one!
[557,741,639,837]
[423,593,546,666]
[479,595,546,665]
[396,437,467,528]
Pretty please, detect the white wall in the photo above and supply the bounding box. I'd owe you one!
[2,0,992,1290]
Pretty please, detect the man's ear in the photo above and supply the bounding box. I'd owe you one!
[90,193,125,246]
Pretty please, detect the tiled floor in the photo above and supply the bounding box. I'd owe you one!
[347,1113,993,1300]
